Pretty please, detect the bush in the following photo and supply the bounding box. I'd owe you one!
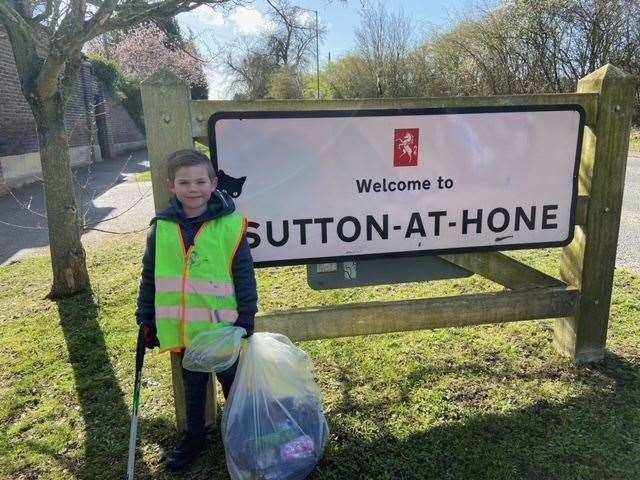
[267,66,304,99]
[191,83,209,100]
[86,53,121,93]
[87,53,145,133]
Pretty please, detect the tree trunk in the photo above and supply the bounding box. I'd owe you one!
[31,92,90,298]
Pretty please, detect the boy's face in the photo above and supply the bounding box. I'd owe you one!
[170,165,218,215]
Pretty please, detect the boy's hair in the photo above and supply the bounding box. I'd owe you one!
[166,149,216,182]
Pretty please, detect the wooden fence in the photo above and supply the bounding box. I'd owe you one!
[140,64,635,432]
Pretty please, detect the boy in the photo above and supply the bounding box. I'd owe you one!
[136,149,257,470]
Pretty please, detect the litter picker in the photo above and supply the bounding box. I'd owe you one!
[126,325,146,479]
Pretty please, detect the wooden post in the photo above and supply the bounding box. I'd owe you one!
[554,64,635,363]
[141,70,217,432]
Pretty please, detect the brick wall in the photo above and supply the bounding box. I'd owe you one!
[0,24,145,193]
[1,25,97,154]
[106,96,145,145]
[0,28,39,157]
[65,63,94,150]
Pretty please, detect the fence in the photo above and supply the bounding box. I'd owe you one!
[140,64,634,432]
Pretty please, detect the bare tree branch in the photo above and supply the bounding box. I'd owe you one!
[85,225,150,234]
[9,191,47,218]
[82,192,152,229]
[223,0,323,98]
[60,48,82,101]
[0,220,47,230]
[0,0,250,295]
[30,0,54,24]
[0,1,44,49]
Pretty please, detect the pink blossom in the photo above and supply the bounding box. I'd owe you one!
[89,25,207,86]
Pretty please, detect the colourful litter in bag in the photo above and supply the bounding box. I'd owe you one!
[182,323,245,373]
[222,332,329,480]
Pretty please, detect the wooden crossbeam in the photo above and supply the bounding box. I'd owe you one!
[256,286,578,342]
[439,193,588,289]
[191,92,599,143]
[440,252,565,289]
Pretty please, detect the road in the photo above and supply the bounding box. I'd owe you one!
[1,151,639,274]
[617,154,640,272]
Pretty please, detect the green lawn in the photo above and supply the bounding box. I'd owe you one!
[630,127,640,154]
[1,237,639,480]
[134,171,152,182]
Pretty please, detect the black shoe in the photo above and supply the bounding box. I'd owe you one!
[166,433,207,470]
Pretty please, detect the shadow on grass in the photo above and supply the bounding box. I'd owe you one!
[134,415,230,480]
[55,289,154,480]
[45,294,640,480]
[313,352,640,480]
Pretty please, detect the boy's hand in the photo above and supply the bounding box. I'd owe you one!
[242,328,253,339]
[234,320,253,338]
[142,323,160,349]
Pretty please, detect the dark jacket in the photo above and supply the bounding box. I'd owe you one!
[135,191,257,336]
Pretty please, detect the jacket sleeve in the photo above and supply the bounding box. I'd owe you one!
[232,236,258,335]
[135,224,156,326]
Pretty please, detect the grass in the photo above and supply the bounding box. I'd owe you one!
[195,141,210,157]
[135,171,152,183]
[1,237,639,480]
[630,127,640,154]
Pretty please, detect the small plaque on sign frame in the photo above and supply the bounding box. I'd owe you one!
[307,255,471,290]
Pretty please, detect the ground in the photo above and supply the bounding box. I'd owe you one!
[0,149,151,265]
[1,241,639,479]
[1,134,639,479]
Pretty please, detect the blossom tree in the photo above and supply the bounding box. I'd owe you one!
[0,1,242,298]
[89,24,208,90]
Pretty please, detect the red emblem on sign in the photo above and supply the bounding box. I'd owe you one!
[394,128,419,167]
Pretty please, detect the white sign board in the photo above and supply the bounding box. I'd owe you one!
[209,106,584,267]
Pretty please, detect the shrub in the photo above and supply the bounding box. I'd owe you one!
[87,53,145,133]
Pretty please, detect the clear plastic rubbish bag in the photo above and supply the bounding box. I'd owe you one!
[182,323,246,373]
[222,332,329,480]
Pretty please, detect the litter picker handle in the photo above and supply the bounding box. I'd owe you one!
[126,325,146,480]
[135,324,145,375]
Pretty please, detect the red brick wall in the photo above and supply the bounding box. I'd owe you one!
[106,96,145,145]
[65,64,94,149]
[1,24,144,162]
[0,28,39,157]
[0,26,94,155]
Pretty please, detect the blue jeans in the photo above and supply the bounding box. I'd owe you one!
[182,356,238,435]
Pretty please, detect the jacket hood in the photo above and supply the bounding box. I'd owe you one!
[152,190,236,225]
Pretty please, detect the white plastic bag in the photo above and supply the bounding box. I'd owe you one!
[182,324,246,373]
[222,332,329,480]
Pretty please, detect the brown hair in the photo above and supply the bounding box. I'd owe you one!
[166,149,216,182]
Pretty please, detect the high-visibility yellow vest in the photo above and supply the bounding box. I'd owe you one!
[154,214,247,352]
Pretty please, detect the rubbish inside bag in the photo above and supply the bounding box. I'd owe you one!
[222,333,329,480]
[182,323,246,373]
[226,395,326,479]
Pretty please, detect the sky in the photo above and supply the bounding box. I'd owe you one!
[176,0,491,99]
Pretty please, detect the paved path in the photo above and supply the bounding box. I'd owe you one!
[1,151,639,274]
[617,154,640,273]
[0,149,155,265]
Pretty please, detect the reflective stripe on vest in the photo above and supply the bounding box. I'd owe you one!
[154,213,247,352]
